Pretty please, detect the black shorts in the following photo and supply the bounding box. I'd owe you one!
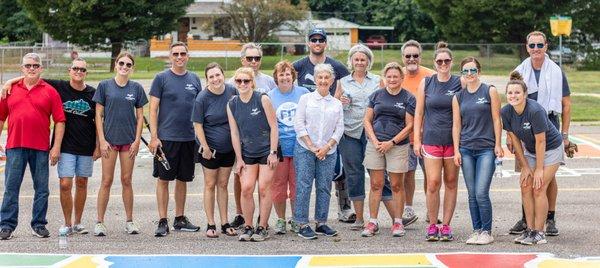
[242,154,269,165]
[197,150,236,169]
[153,140,196,182]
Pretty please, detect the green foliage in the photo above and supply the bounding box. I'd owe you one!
[0,0,41,43]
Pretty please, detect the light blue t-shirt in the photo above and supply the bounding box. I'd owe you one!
[268,85,309,157]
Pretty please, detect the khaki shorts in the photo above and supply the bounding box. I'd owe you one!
[363,142,409,173]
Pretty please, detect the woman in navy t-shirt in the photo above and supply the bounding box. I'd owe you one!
[501,71,563,246]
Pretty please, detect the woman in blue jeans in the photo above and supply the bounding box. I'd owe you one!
[452,57,502,245]
[293,63,344,240]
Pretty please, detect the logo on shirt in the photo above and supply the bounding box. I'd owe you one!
[304,73,315,83]
[185,84,196,91]
[250,108,261,116]
[125,94,136,101]
[276,102,298,127]
[63,99,91,117]
[476,97,488,104]
[394,102,405,110]
[523,122,531,130]
[445,90,457,96]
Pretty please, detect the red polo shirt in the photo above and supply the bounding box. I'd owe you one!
[0,79,66,151]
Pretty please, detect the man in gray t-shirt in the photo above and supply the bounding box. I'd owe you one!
[227,43,276,94]
[149,42,202,236]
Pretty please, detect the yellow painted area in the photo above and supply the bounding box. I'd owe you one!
[350,28,359,44]
[309,254,431,267]
[62,256,98,268]
[539,259,600,268]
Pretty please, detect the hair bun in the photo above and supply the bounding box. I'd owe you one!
[509,71,523,81]
[436,41,448,50]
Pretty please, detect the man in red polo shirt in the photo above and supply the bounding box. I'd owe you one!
[0,53,66,240]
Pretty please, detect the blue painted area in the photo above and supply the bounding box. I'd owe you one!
[106,255,302,268]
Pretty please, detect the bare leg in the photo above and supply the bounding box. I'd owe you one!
[156,180,169,219]
[404,170,416,206]
[174,180,186,217]
[424,158,443,225]
[97,150,118,222]
[368,170,385,220]
[216,167,233,225]
[257,165,275,227]
[203,168,219,225]
[118,151,135,222]
[59,178,74,226]
[73,177,88,225]
[240,165,259,226]
[441,158,459,225]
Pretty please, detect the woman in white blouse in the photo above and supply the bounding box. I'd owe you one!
[293,63,344,240]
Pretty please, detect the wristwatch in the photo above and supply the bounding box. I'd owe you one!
[562,133,569,140]
[391,139,398,145]
[270,150,278,155]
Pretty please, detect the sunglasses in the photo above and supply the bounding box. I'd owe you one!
[310,38,326,44]
[22,64,41,70]
[435,59,452,65]
[172,52,188,57]
[118,61,133,68]
[404,54,420,59]
[245,56,262,62]
[461,68,478,75]
[235,79,252,85]
[528,43,545,49]
[71,67,87,73]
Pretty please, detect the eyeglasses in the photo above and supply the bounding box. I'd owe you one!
[22,64,41,70]
[404,54,420,59]
[461,68,478,75]
[235,79,252,85]
[435,59,452,65]
[528,43,545,49]
[118,61,133,68]
[310,38,326,44]
[245,56,262,62]
[172,52,187,57]
[71,67,87,73]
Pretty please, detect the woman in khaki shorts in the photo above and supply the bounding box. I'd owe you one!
[362,62,416,237]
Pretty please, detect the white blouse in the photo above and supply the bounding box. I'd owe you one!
[294,91,344,155]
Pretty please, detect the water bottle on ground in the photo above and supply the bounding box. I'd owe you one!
[58,226,68,249]
[494,158,503,179]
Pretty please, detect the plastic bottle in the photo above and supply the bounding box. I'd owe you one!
[494,158,503,179]
[58,226,68,249]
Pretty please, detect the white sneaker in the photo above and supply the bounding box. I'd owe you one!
[125,221,140,234]
[350,220,365,231]
[466,230,480,244]
[73,224,89,234]
[94,222,107,236]
[337,209,356,223]
[476,230,494,245]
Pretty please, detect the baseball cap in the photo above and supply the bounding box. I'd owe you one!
[308,28,327,39]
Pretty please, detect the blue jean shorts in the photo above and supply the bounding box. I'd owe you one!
[57,153,93,178]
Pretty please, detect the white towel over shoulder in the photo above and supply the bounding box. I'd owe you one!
[514,54,563,114]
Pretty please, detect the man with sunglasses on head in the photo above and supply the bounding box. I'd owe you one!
[293,28,355,223]
[149,42,202,236]
[509,31,572,237]
[0,53,66,240]
[400,40,435,227]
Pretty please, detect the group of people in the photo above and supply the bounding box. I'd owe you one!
[0,29,574,246]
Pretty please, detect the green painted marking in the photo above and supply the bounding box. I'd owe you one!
[0,254,69,266]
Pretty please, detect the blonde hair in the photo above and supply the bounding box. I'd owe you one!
[234,67,256,88]
[382,62,404,78]
[506,71,527,93]
[434,41,452,59]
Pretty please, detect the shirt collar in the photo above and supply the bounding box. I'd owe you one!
[348,72,375,82]
[313,91,332,100]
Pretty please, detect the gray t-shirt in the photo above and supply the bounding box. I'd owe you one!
[501,99,563,153]
[228,91,271,158]
[149,70,202,141]
[228,72,276,94]
[423,74,462,145]
[339,72,380,139]
[368,88,416,145]
[456,83,495,150]
[191,84,237,153]
[92,79,148,145]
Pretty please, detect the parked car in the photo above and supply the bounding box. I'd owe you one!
[549,47,574,64]
[365,35,386,49]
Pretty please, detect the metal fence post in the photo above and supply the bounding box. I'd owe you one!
[280,43,284,61]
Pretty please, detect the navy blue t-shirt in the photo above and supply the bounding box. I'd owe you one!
[423,74,462,145]
[149,70,202,141]
[501,99,563,153]
[456,83,495,150]
[228,91,271,158]
[293,56,350,95]
[191,84,236,153]
[368,88,415,145]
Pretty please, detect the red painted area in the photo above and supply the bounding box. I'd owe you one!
[436,254,538,268]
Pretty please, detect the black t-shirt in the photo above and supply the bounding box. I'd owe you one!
[48,79,97,156]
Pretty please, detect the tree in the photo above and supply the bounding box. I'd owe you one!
[0,0,41,43]
[367,0,440,43]
[222,0,308,42]
[19,0,193,71]
[308,0,370,24]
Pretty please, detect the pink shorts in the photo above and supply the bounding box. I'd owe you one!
[110,144,131,152]
[422,144,454,159]
[271,157,296,203]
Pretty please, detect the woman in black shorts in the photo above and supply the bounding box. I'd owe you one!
[192,62,237,238]
[227,67,279,242]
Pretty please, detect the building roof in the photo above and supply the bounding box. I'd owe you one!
[186,1,226,16]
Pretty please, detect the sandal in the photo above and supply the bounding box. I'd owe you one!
[206,224,218,238]
[221,223,237,236]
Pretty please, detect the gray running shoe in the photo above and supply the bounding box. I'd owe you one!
[154,218,169,237]
[94,222,107,236]
[545,219,559,236]
[125,221,140,235]
[402,207,418,227]
[521,230,547,245]
[337,209,356,223]
[173,216,200,232]
[0,229,13,240]
[31,226,50,238]
[238,226,253,242]
[251,226,269,242]
[72,224,89,235]
[509,219,527,234]
[274,218,286,235]
[289,220,300,233]
[513,229,531,244]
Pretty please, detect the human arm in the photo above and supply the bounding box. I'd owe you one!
[452,96,462,166]
[508,132,532,187]
[148,96,162,155]
[227,104,245,173]
[262,95,279,168]
[490,86,504,158]
[412,79,426,158]
[1,76,24,98]
[532,132,546,189]
[128,107,144,159]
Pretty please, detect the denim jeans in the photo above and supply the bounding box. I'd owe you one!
[0,148,49,230]
[293,143,336,225]
[338,133,392,201]
[459,147,495,232]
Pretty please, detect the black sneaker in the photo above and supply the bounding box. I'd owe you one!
[315,224,338,237]
[545,219,559,236]
[509,219,528,235]
[238,226,254,241]
[155,218,169,237]
[231,215,245,229]
[173,216,200,232]
[0,229,13,240]
[31,226,50,238]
